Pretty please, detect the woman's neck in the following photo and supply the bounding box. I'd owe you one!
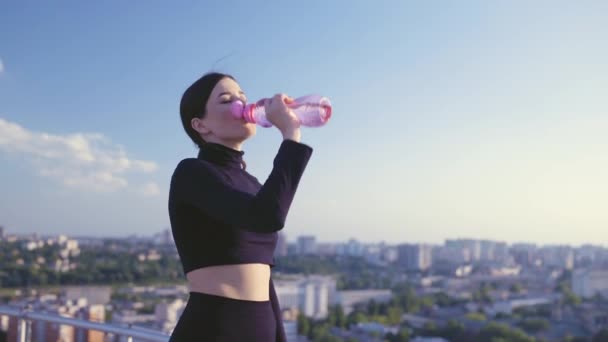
[203,137,243,151]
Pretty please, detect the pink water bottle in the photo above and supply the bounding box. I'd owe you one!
[230,94,332,128]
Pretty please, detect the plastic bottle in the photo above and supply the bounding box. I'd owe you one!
[230,94,332,128]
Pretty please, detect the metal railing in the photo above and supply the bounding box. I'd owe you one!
[0,306,170,342]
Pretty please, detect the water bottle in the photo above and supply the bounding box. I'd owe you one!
[230,94,332,128]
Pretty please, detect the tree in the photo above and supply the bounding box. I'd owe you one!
[420,321,438,336]
[439,320,468,342]
[347,311,368,326]
[477,322,535,342]
[297,313,310,336]
[563,290,581,307]
[465,312,487,321]
[518,318,549,333]
[563,336,589,342]
[335,305,347,328]
[473,283,493,304]
[397,328,410,342]
[386,306,403,325]
[509,283,524,294]
[368,299,380,315]
[433,292,460,307]
[310,323,333,341]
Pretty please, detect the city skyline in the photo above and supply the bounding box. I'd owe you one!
[2,225,607,249]
[1,2,607,245]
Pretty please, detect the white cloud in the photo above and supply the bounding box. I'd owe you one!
[0,58,3,73]
[0,118,158,193]
[140,182,161,197]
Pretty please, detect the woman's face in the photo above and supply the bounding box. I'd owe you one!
[192,77,256,147]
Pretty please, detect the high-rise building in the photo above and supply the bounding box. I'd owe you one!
[446,239,481,262]
[433,245,469,265]
[541,245,574,270]
[275,231,288,257]
[345,239,363,257]
[511,243,538,267]
[479,240,499,262]
[572,269,608,298]
[8,307,76,342]
[383,247,399,263]
[287,243,298,255]
[162,228,173,245]
[75,304,106,342]
[493,242,510,263]
[296,236,317,255]
[397,244,433,271]
[297,279,331,319]
[316,242,337,256]
[155,298,186,334]
[275,275,336,320]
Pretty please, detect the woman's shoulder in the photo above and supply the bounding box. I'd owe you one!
[172,158,222,180]
[175,157,217,169]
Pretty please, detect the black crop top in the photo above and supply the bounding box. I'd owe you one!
[168,139,313,274]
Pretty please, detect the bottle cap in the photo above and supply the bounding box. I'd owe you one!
[230,100,244,119]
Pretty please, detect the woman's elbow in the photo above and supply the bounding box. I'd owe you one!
[252,215,285,232]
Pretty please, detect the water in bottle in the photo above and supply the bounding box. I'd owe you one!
[230,94,332,128]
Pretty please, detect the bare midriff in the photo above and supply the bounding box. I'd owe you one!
[186,263,271,301]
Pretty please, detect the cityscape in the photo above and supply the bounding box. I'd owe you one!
[2,2,608,342]
[0,225,606,341]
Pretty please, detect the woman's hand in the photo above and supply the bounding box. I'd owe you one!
[264,93,301,141]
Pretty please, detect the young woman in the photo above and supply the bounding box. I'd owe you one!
[168,72,313,341]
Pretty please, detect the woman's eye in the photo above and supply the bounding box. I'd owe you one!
[221,95,246,104]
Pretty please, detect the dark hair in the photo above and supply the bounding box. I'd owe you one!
[179,72,247,170]
[180,72,235,148]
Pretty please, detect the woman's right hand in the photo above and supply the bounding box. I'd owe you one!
[264,94,301,139]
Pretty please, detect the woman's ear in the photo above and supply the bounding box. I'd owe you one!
[191,117,211,135]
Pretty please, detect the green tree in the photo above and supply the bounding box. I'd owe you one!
[420,321,438,336]
[386,306,403,325]
[310,323,332,341]
[297,313,310,336]
[562,335,589,342]
[335,305,347,328]
[466,312,487,321]
[395,328,410,342]
[518,318,549,333]
[440,320,468,342]
[347,310,368,326]
[477,322,535,342]
[509,283,524,294]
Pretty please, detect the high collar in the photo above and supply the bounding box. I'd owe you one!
[197,142,245,169]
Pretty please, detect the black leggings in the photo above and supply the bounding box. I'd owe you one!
[169,278,286,342]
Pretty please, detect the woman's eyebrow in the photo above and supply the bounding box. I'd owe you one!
[217,90,245,98]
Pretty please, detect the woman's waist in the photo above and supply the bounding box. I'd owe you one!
[186,263,271,301]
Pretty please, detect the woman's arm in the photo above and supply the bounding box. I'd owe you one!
[172,139,312,233]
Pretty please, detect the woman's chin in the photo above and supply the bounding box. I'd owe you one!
[243,125,256,137]
[244,131,256,140]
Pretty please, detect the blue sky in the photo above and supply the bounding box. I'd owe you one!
[1,1,606,246]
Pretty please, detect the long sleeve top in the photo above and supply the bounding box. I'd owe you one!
[168,139,313,274]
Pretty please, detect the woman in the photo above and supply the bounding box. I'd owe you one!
[168,72,313,341]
